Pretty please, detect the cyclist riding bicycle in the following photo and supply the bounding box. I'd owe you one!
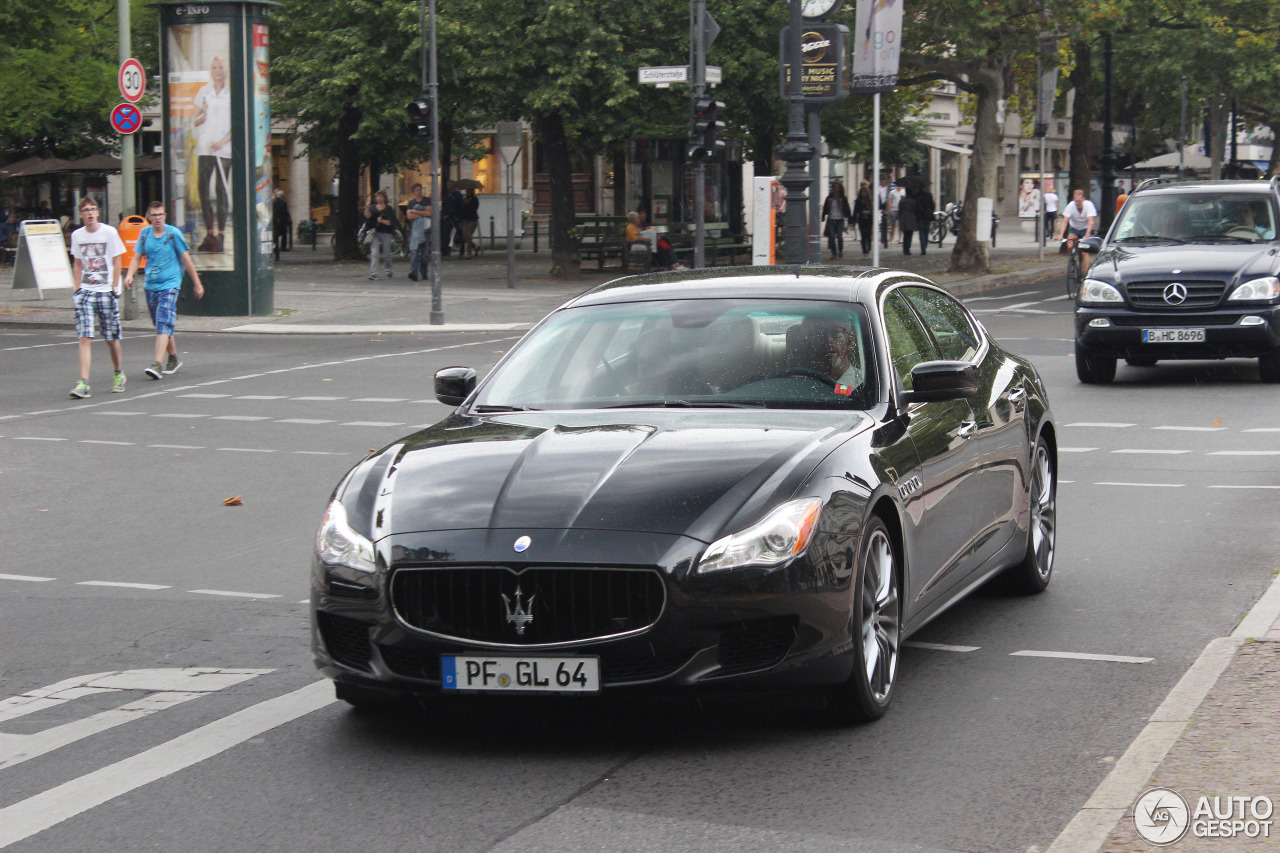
[1057,188,1098,275]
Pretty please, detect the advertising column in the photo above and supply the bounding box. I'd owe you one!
[156,1,275,316]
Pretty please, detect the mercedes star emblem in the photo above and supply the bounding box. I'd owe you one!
[1163,282,1188,305]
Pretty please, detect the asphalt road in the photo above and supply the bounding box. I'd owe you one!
[2,276,1278,853]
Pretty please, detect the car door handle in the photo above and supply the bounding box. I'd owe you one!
[958,420,978,439]
[1009,386,1026,412]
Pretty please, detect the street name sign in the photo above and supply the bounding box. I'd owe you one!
[638,66,722,87]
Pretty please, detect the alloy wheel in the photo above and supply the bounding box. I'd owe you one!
[1027,443,1056,583]
[860,527,900,704]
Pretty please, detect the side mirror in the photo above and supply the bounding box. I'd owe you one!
[900,360,980,405]
[1078,236,1103,254]
[434,367,477,407]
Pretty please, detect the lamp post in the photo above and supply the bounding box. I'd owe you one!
[425,0,443,324]
[778,0,813,264]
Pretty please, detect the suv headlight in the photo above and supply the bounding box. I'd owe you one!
[697,498,822,574]
[1079,279,1123,304]
[316,500,376,573]
[1227,276,1280,302]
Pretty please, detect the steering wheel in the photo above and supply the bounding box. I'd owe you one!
[770,367,838,387]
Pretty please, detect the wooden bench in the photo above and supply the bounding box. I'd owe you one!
[574,215,626,269]
[666,223,751,267]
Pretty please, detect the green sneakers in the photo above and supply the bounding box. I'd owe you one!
[112,370,127,393]
[69,379,91,399]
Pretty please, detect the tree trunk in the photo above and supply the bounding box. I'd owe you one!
[612,147,627,216]
[1067,38,1093,205]
[334,107,364,260]
[1208,100,1226,180]
[1266,116,1280,179]
[752,125,775,178]
[536,112,580,279]
[948,63,1004,274]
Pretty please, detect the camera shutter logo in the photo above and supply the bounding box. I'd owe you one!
[1134,788,1191,845]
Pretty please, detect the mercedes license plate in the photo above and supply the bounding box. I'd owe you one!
[441,655,601,693]
[1143,328,1205,343]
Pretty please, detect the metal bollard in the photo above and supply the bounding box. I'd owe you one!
[489,216,496,250]
[533,220,539,253]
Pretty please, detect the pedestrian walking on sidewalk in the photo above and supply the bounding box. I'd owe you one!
[822,180,851,260]
[272,190,291,260]
[405,183,432,281]
[852,181,875,255]
[68,197,127,398]
[913,186,935,255]
[124,201,205,381]
[460,187,481,259]
[365,191,398,280]
[898,188,920,255]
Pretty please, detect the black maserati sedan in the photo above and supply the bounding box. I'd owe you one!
[312,267,1057,723]
[1074,178,1280,383]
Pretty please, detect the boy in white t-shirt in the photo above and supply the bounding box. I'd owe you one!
[68,197,128,398]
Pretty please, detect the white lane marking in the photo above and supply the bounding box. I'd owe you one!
[0,669,270,767]
[149,444,204,449]
[353,397,406,403]
[154,413,207,419]
[292,396,345,401]
[79,440,134,446]
[1060,480,1076,483]
[904,641,979,653]
[1152,426,1225,432]
[1209,450,1280,456]
[189,589,282,599]
[179,393,231,398]
[1059,447,1097,453]
[1209,484,1280,490]
[235,395,288,400]
[293,451,348,455]
[217,447,276,453]
[276,418,334,424]
[212,416,272,421]
[1011,650,1154,664]
[1066,422,1135,428]
[0,680,333,849]
[1109,449,1191,455]
[12,437,66,441]
[1243,427,1280,433]
[1095,481,1184,488]
[964,290,1037,302]
[92,411,146,416]
[76,581,171,590]
[0,574,55,582]
[341,421,404,427]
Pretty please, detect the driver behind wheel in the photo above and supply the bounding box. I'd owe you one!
[786,319,863,393]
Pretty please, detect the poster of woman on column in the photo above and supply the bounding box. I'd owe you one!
[166,22,234,270]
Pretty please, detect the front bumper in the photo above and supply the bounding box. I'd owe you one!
[1074,304,1280,360]
[310,528,859,698]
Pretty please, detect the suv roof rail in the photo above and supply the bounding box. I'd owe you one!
[1270,174,1280,197]
[1133,177,1182,194]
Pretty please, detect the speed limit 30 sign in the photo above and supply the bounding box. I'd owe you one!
[119,58,146,103]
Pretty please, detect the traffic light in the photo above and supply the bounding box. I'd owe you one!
[405,97,432,138]
[689,97,725,161]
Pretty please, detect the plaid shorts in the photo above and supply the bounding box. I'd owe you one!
[73,290,122,340]
[146,287,180,336]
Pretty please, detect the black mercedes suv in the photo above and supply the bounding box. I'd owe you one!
[1073,178,1280,383]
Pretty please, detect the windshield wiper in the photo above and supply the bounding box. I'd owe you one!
[1116,235,1186,244]
[472,404,539,413]
[603,399,766,409]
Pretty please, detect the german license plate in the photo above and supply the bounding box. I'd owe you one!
[1143,328,1205,343]
[441,655,601,693]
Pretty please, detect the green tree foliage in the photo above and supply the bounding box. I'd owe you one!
[0,0,154,159]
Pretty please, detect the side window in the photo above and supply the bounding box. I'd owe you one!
[882,291,938,390]
[902,286,981,362]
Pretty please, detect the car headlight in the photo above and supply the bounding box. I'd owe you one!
[697,498,822,574]
[1079,279,1123,304]
[316,500,376,573]
[1227,276,1280,302]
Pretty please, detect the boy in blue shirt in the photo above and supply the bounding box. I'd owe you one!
[123,201,206,379]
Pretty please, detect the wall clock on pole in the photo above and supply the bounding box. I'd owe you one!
[801,0,843,20]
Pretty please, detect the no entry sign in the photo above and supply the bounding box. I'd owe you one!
[119,58,146,103]
[111,102,142,134]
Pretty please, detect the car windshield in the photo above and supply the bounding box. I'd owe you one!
[473,299,878,411]
[1113,193,1278,243]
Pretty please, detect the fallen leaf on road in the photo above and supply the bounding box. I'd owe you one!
[223,496,244,506]
[1213,419,1222,427]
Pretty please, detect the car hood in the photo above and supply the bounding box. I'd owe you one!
[354,410,871,543]
[1094,242,1280,284]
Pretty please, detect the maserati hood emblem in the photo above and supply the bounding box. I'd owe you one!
[1163,282,1188,305]
[502,586,535,635]
[513,535,531,553]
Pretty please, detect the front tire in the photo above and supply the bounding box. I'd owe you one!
[1076,343,1116,384]
[827,516,900,724]
[1004,438,1056,594]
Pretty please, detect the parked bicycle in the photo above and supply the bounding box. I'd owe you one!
[931,201,999,247]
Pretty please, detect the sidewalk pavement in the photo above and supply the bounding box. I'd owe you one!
[3,219,1279,851]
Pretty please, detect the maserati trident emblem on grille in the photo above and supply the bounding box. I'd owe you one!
[1163,282,1188,305]
[502,586,535,635]
[513,535,531,553]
